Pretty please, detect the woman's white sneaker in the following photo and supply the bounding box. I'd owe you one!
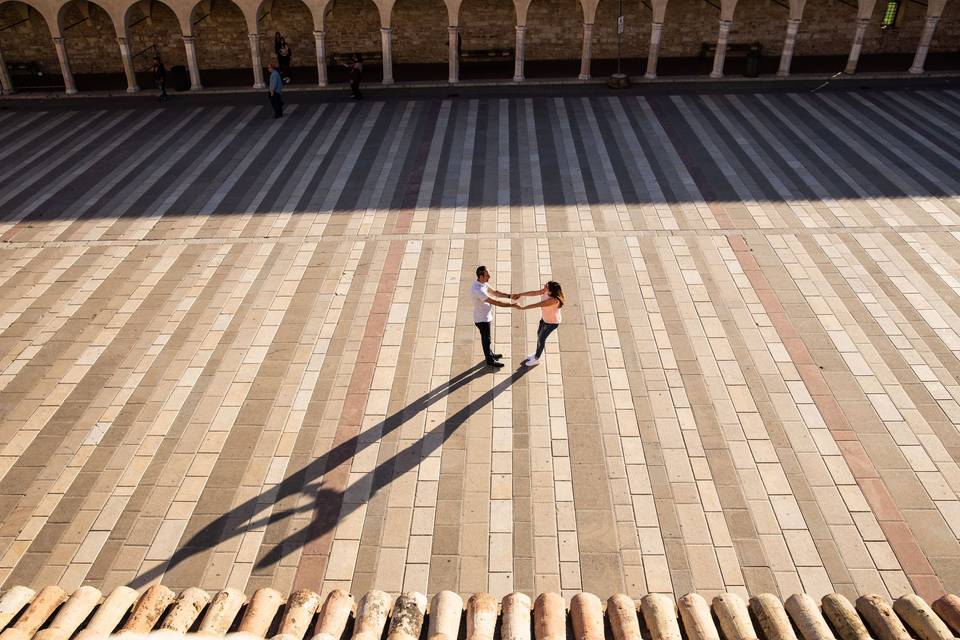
[524,356,540,366]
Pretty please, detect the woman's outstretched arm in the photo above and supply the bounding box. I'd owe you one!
[511,286,548,300]
[521,298,559,311]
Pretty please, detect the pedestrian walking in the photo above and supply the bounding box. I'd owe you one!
[472,265,519,368]
[153,55,168,103]
[275,32,292,83]
[343,53,363,99]
[267,63,283,118]
[512,281,565,367]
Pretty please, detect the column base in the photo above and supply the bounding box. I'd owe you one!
[908,65,924,74]
[126,85,140,93]
[709,71,723,79]
[190,84,203,91]
[253,82,266,89]
[644,72,656,80]
[776,69,789,77]
[65,88,79,95]
[512,74,524,82]
[382,78,394,85]
[578,73,590,80]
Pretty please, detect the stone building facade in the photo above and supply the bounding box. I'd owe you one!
[0,0,957,94]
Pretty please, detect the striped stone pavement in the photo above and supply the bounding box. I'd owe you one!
[0,88,959,603]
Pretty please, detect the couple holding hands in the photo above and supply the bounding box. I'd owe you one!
[471,265,566,368]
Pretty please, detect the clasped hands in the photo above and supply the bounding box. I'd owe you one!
[507,292,527,310]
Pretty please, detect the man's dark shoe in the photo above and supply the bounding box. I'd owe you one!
[492,353,503,359]
[486,360,504,368]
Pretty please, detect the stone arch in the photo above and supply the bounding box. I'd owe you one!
[56,0,127,89]
[391,0,447,80]
[325,0,383,81]
[928,0,959,67]
[724,0,792,73]
[0,0,61,87]
[458,0,516,78]
[524,0,583,76]
[190,0,247,84]
[122,0,187,79]
[658,0,720,70]
[255,0,315,82]
[857,0,931,63]
[590,0,649,75]
[791,0,857,62]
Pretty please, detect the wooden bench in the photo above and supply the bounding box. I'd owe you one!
[7,60,42,78]
[329,51,382,66]
[461,48,514,63]
[700,42,761,58]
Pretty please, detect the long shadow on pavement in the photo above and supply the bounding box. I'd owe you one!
[128,361,530,588]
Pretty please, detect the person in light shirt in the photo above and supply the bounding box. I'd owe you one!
[472,265,520,368]
[512,281,565,367]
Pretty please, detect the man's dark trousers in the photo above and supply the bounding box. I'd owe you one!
[475,322,494,364]
[269,92,283,117]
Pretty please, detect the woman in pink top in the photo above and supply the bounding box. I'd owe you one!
[513,281,565,367]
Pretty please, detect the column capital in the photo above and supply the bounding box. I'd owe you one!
[182,34,195,42]
[117,36,129,45]
[448,25,461,33]
[515,24,526,32]
[53,36,66,44]
[381,26,392,33]
[313,29,325,37]
[248,32,260,40]
[787,17,801,25]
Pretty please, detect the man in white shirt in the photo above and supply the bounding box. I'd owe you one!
[472,265,518,368]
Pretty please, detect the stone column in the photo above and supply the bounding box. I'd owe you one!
[844,17,870,73]
[53,37,78,94]
[645,21,663,78]
[579,22,593,79]
[0,47,14,95]
[249,32,264,88]
[182,35,202,89]
[448,26,460,82]
[314,30,327,85]
[777,18,801,76]
[909,15,939,74]
[513,25,526,81]
[710,19,732,78]
[380,27,393,83]
[117,36,139,92]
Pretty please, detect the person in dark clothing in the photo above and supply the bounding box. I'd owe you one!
[274,32,292,83]
[343,53,363,99]
[267,63,283,118]
[153,56,168,102]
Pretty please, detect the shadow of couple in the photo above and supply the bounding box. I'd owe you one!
[130,360,531,587]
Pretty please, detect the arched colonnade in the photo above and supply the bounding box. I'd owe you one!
[0,0,952,94]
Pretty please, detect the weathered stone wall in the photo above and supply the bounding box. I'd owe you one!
[256,0,314,68]
[128,1,187,67]
[192,0,248,69]
[659,0,718,56]
[59,0,125,72]
[792,0,858,56]
[459,0,514,52]
[0,2,60,74]
[325,0,381,57]
[525,0,581,59]
[592,0,649,58]
[729,0,792,54]
[392,0,447,63]
[1,0,957,76]
[931,0,959,52]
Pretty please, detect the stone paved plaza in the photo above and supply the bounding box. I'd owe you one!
[0,87,959,603]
